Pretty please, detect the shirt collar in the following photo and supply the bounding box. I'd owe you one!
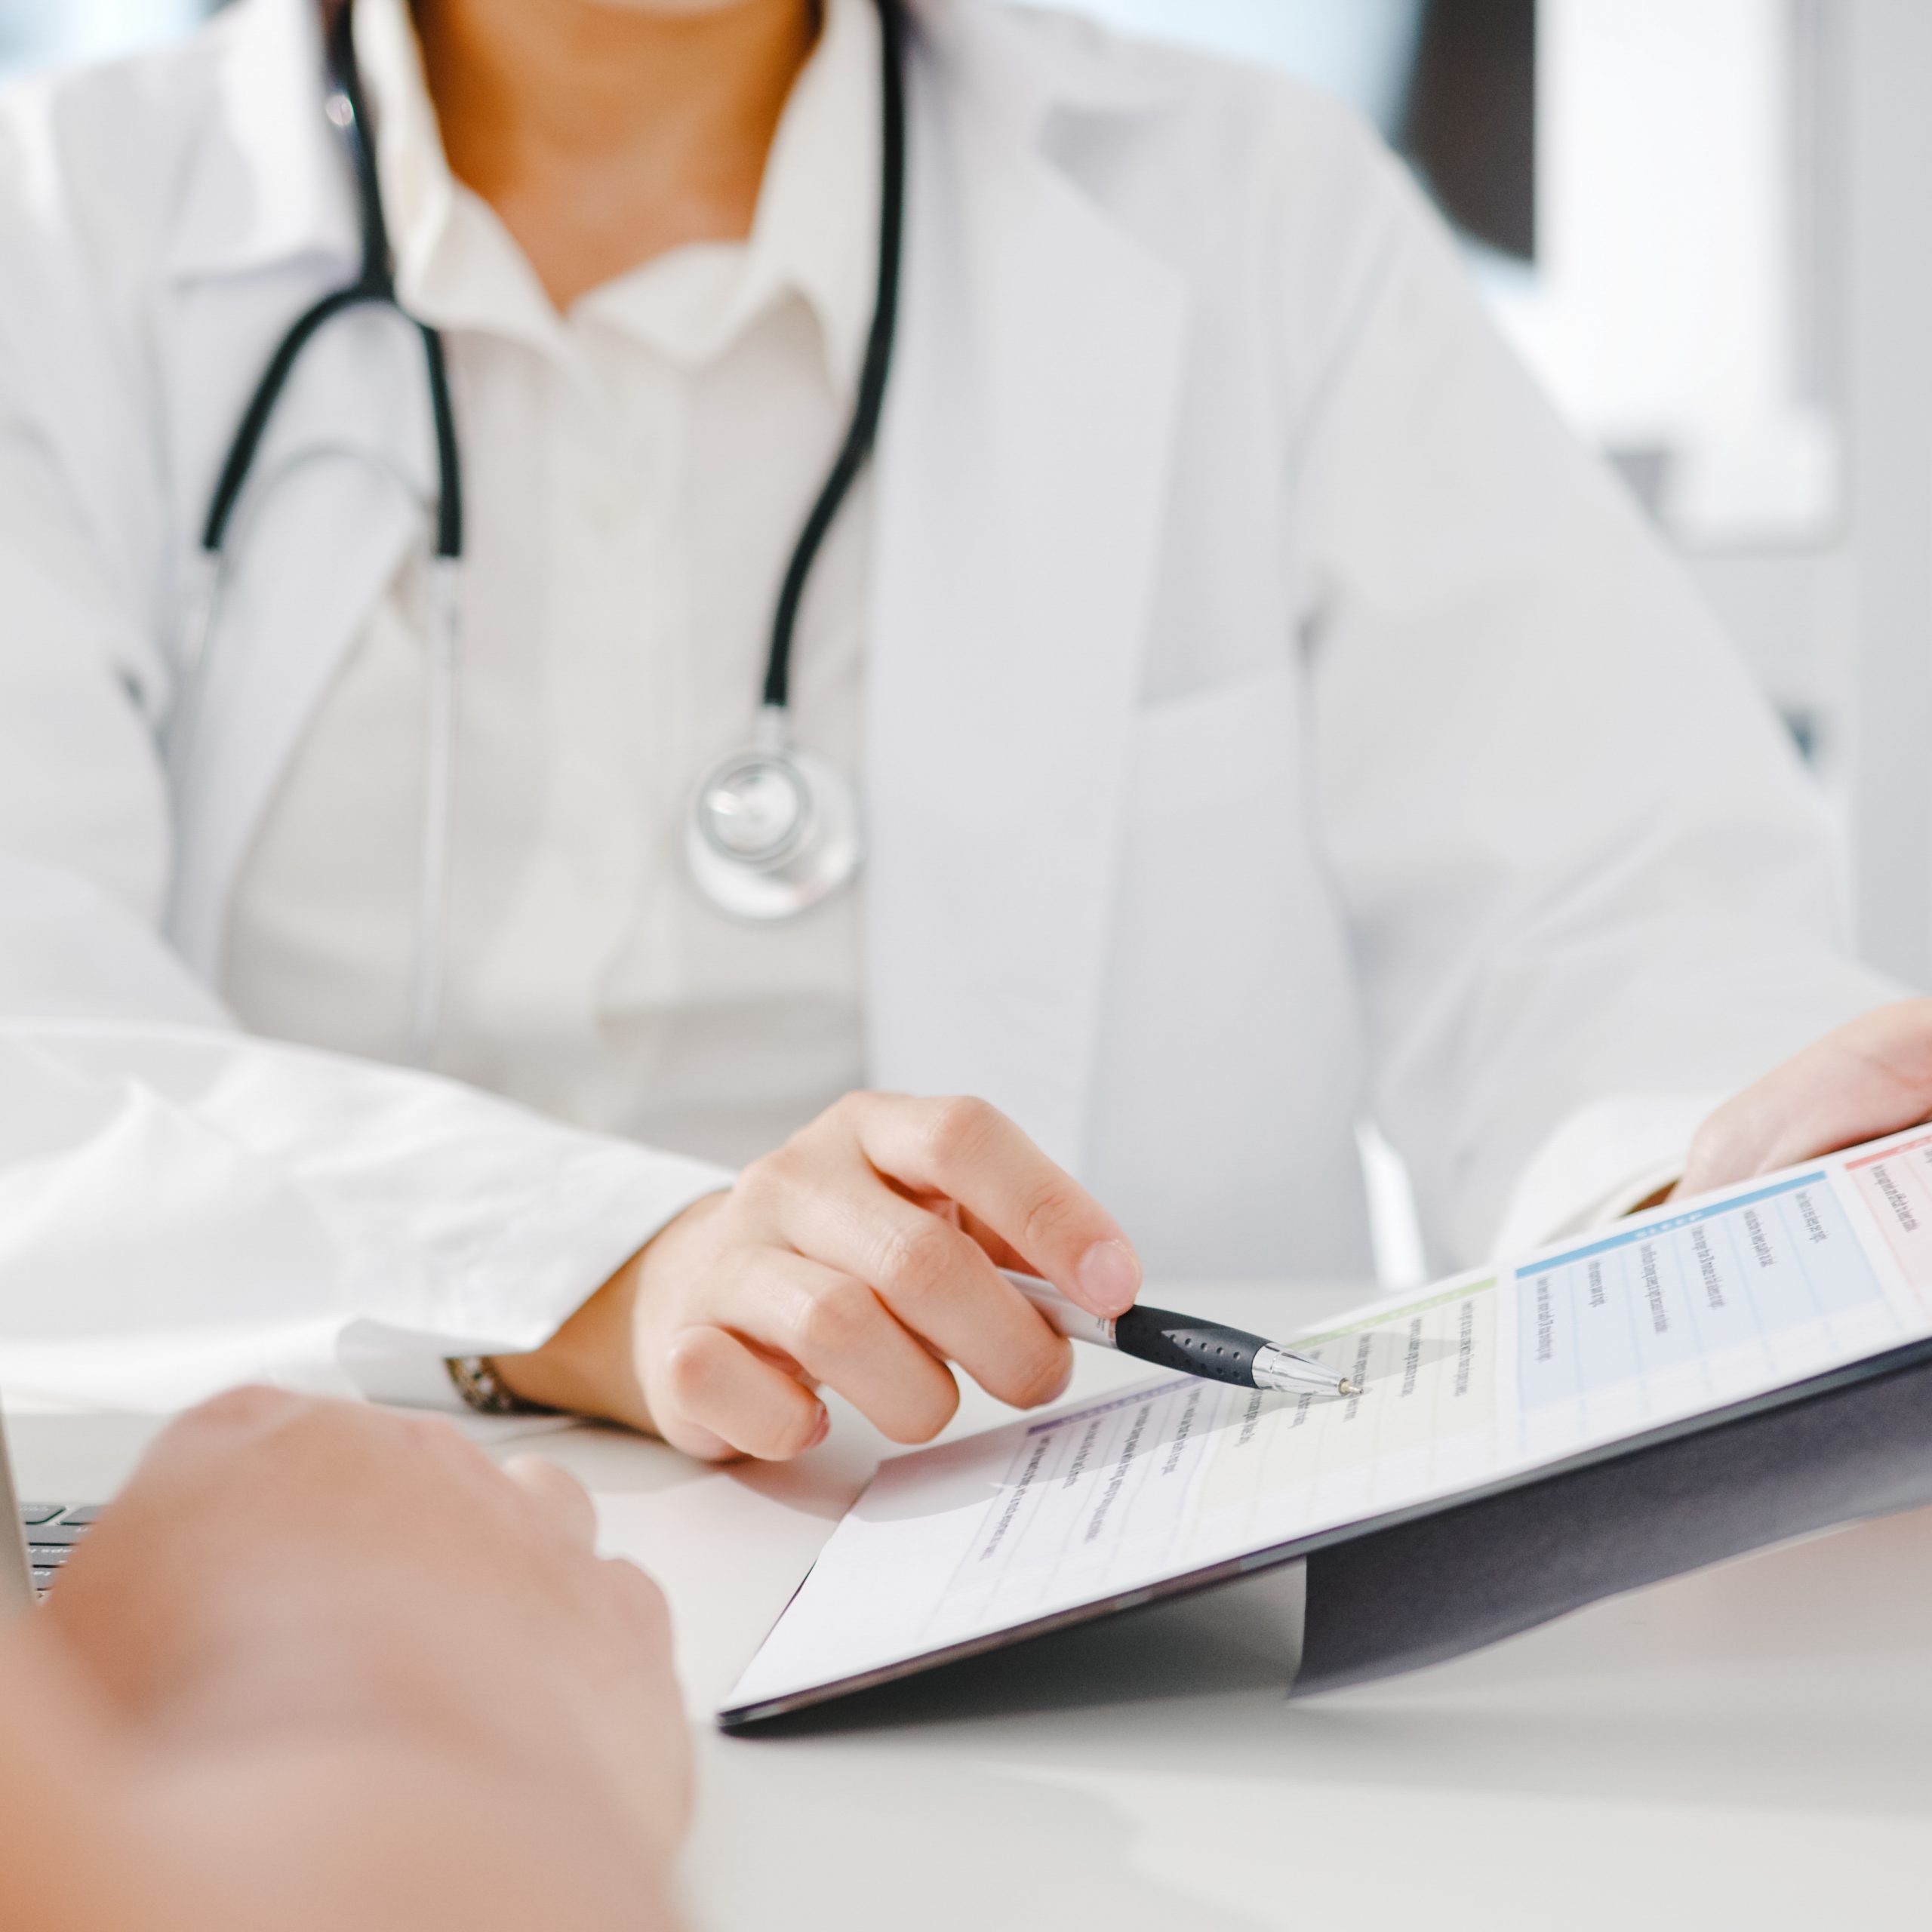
[351,0,881,400]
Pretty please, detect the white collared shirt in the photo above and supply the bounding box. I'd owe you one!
[224,0,881,1168]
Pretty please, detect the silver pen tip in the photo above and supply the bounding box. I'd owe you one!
[1337,1378,1360,1397]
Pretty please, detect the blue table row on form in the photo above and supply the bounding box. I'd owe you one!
[1515,1174,1881,1410]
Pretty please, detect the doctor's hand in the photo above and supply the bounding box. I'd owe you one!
[497,1093,1142,1461]
[1679,998,1932,1198]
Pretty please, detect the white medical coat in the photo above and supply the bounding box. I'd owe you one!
[0,0,1894,1406]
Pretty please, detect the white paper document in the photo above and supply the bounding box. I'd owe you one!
[722,1128,1932,1721]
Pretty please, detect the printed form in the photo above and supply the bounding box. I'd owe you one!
[724,1129,1932,1718]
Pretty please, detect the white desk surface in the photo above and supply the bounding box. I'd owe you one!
[13,1282,1932,1932]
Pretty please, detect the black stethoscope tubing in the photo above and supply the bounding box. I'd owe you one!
[197,0,903,712]
[767,0,904,710]
[200,2,461,565]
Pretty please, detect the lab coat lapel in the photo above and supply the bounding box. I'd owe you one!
[864,9,1189,1169]
[162,318,432,977]
[160,0,438,976]
[166,0,358,281]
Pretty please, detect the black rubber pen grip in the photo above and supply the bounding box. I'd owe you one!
[1112,1305,1265,1386]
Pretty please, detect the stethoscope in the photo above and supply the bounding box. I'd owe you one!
[180,0,905,1061]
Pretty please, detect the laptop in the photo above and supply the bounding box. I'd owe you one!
[0,1402,97,1617]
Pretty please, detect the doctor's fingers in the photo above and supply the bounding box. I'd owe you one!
[699,1249,971,1446]
[742,1164,1076,1415]
[659,1322,831,1461]
[1679,998,1932,1198]
[834,1093,1140,1319]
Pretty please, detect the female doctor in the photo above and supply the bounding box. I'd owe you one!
[0,0,1894,1456]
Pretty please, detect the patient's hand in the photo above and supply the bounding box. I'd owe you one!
[497,1091,1142,1461]
[32,1389,688,1930]
[1681,998,1932,1198]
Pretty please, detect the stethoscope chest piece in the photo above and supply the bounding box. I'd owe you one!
[685,709,861,921]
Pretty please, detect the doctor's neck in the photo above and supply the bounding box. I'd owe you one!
[411,0,821,310]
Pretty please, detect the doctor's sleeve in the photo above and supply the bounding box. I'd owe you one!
[0,389,727,1413]
[1291,142,1896,1272]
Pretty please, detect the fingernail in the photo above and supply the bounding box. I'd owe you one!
[1074,1238,1140,1315]
[804,1404,831,1451]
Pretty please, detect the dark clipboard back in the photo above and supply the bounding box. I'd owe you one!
[718,1335,1932,1728]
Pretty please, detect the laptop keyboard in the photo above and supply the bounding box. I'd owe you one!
[19,1503,97,1600]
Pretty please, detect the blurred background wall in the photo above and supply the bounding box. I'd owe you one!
[0,0,207,66]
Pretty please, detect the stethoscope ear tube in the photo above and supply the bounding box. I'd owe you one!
[201,0,463,561]
[760,0,906,714]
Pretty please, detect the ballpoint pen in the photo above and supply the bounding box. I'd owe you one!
[1001,1271,1360,1398]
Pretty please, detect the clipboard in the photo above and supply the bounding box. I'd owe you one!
[719,1131,1932,1730]
[1295,1333,1932,1693]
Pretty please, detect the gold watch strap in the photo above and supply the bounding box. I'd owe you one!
[445,1355,551,1417]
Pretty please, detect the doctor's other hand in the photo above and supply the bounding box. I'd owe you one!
[497,1092,1141,1461]
[1680,998,1932,1198]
